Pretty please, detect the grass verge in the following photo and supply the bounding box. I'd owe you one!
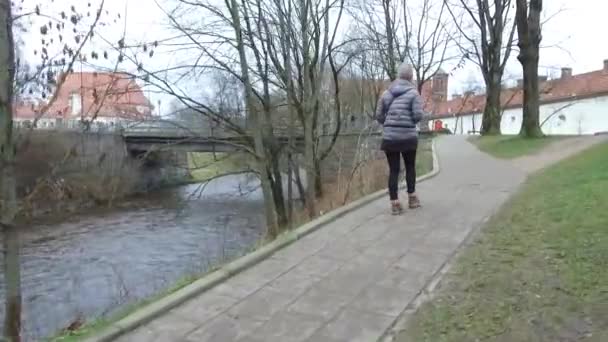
[416,138,433,176]
[470,135,559,159]
[48,274,202,342]
[397,142,608,342]
[188,152,249,181]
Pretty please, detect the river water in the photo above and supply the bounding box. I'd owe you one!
[0,175,267,341]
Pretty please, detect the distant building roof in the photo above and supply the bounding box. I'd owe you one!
[430,61,608,119]
[14,72,154,120]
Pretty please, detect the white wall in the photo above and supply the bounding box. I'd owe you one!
[431,95,608,135]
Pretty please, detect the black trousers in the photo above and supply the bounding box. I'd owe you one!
[385,150,417,200]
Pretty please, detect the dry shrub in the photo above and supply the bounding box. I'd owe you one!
[317,158,387,214]
[14,130,142,217]
[291,154,387,225]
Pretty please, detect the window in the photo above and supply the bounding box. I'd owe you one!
[69,92,82,115]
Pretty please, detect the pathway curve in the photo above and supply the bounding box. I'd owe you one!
[113,135,591,342]
[512,135,608,174]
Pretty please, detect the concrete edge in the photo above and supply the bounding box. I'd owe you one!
[84,139,441,342]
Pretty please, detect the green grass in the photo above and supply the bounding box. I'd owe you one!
[416,138,434,176]
[398,142,608,342]
[188,152,249,181]
[470,135,559,159]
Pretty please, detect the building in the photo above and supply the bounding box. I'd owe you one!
[14,72,154,130]
[429,60,608,135]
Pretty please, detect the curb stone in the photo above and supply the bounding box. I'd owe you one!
[84,139,441,342]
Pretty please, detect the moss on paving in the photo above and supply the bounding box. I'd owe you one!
[470,135,559,159]
[397,142,608,342]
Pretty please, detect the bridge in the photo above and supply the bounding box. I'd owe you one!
[122,120,307,153]
[122,120,383,153]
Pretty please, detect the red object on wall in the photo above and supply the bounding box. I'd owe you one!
[434,120,443,131]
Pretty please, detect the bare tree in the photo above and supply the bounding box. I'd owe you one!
[0,1,117,339]
[516,0,543,137]
[445,0,517,135]
[403,0,460,131]
[0,1,19,340]
[351,0,459,133]
[352,0,406,81]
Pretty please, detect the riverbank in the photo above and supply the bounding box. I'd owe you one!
[397,141,608,341]
[6,129,201,226]
[51,139,434,341]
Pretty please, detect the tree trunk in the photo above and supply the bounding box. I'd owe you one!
[294,161,306,205]
[518,55,542,137]
[270,158,288,229]
[228,0,278,235]
[481,76,502,135]
[2,225,21,342]
[313,157,322,198]
[286,153,293,227]
[0,1,21,340]
[304,118,317,217]
[517,0,543,138]
[382,0,397,81]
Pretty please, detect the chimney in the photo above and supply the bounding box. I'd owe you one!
[561,67,572,79]
[604,59,608,72]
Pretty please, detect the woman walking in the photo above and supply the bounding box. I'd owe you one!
[375,63,424,215]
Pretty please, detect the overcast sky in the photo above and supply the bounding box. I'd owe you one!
[21,0,608,115]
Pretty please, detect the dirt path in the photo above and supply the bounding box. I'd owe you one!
[512,135,608,174]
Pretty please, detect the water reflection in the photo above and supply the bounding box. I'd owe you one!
[0,174,265,341]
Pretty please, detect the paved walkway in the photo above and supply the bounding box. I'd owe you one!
[115,136,585,342]
[512,135,608,173]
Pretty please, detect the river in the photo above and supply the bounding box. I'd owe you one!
[0,174,267,341]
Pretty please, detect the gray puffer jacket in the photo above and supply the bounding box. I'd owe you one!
[375,79,424,141]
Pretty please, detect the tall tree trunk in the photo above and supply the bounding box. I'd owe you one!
[481,74,502,135]
[382,0,397,81]
[279,0,296,227]
[0,1,21,340]
[304,117,317,216]
[294,161,306,205]
[517,0,543,138]
[228,0,279,235]
[313,157,322,198]
[299,0,317,217]
[270,159,287,228]
[286,153,293,227]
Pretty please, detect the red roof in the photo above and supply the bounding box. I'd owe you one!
[15,72,153,120]
[430,67,608,119]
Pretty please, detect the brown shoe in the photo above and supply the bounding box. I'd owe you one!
[391,201,404,215]
[408,195,421,209]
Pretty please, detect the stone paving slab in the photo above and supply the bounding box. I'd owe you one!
[115,136,532,342]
